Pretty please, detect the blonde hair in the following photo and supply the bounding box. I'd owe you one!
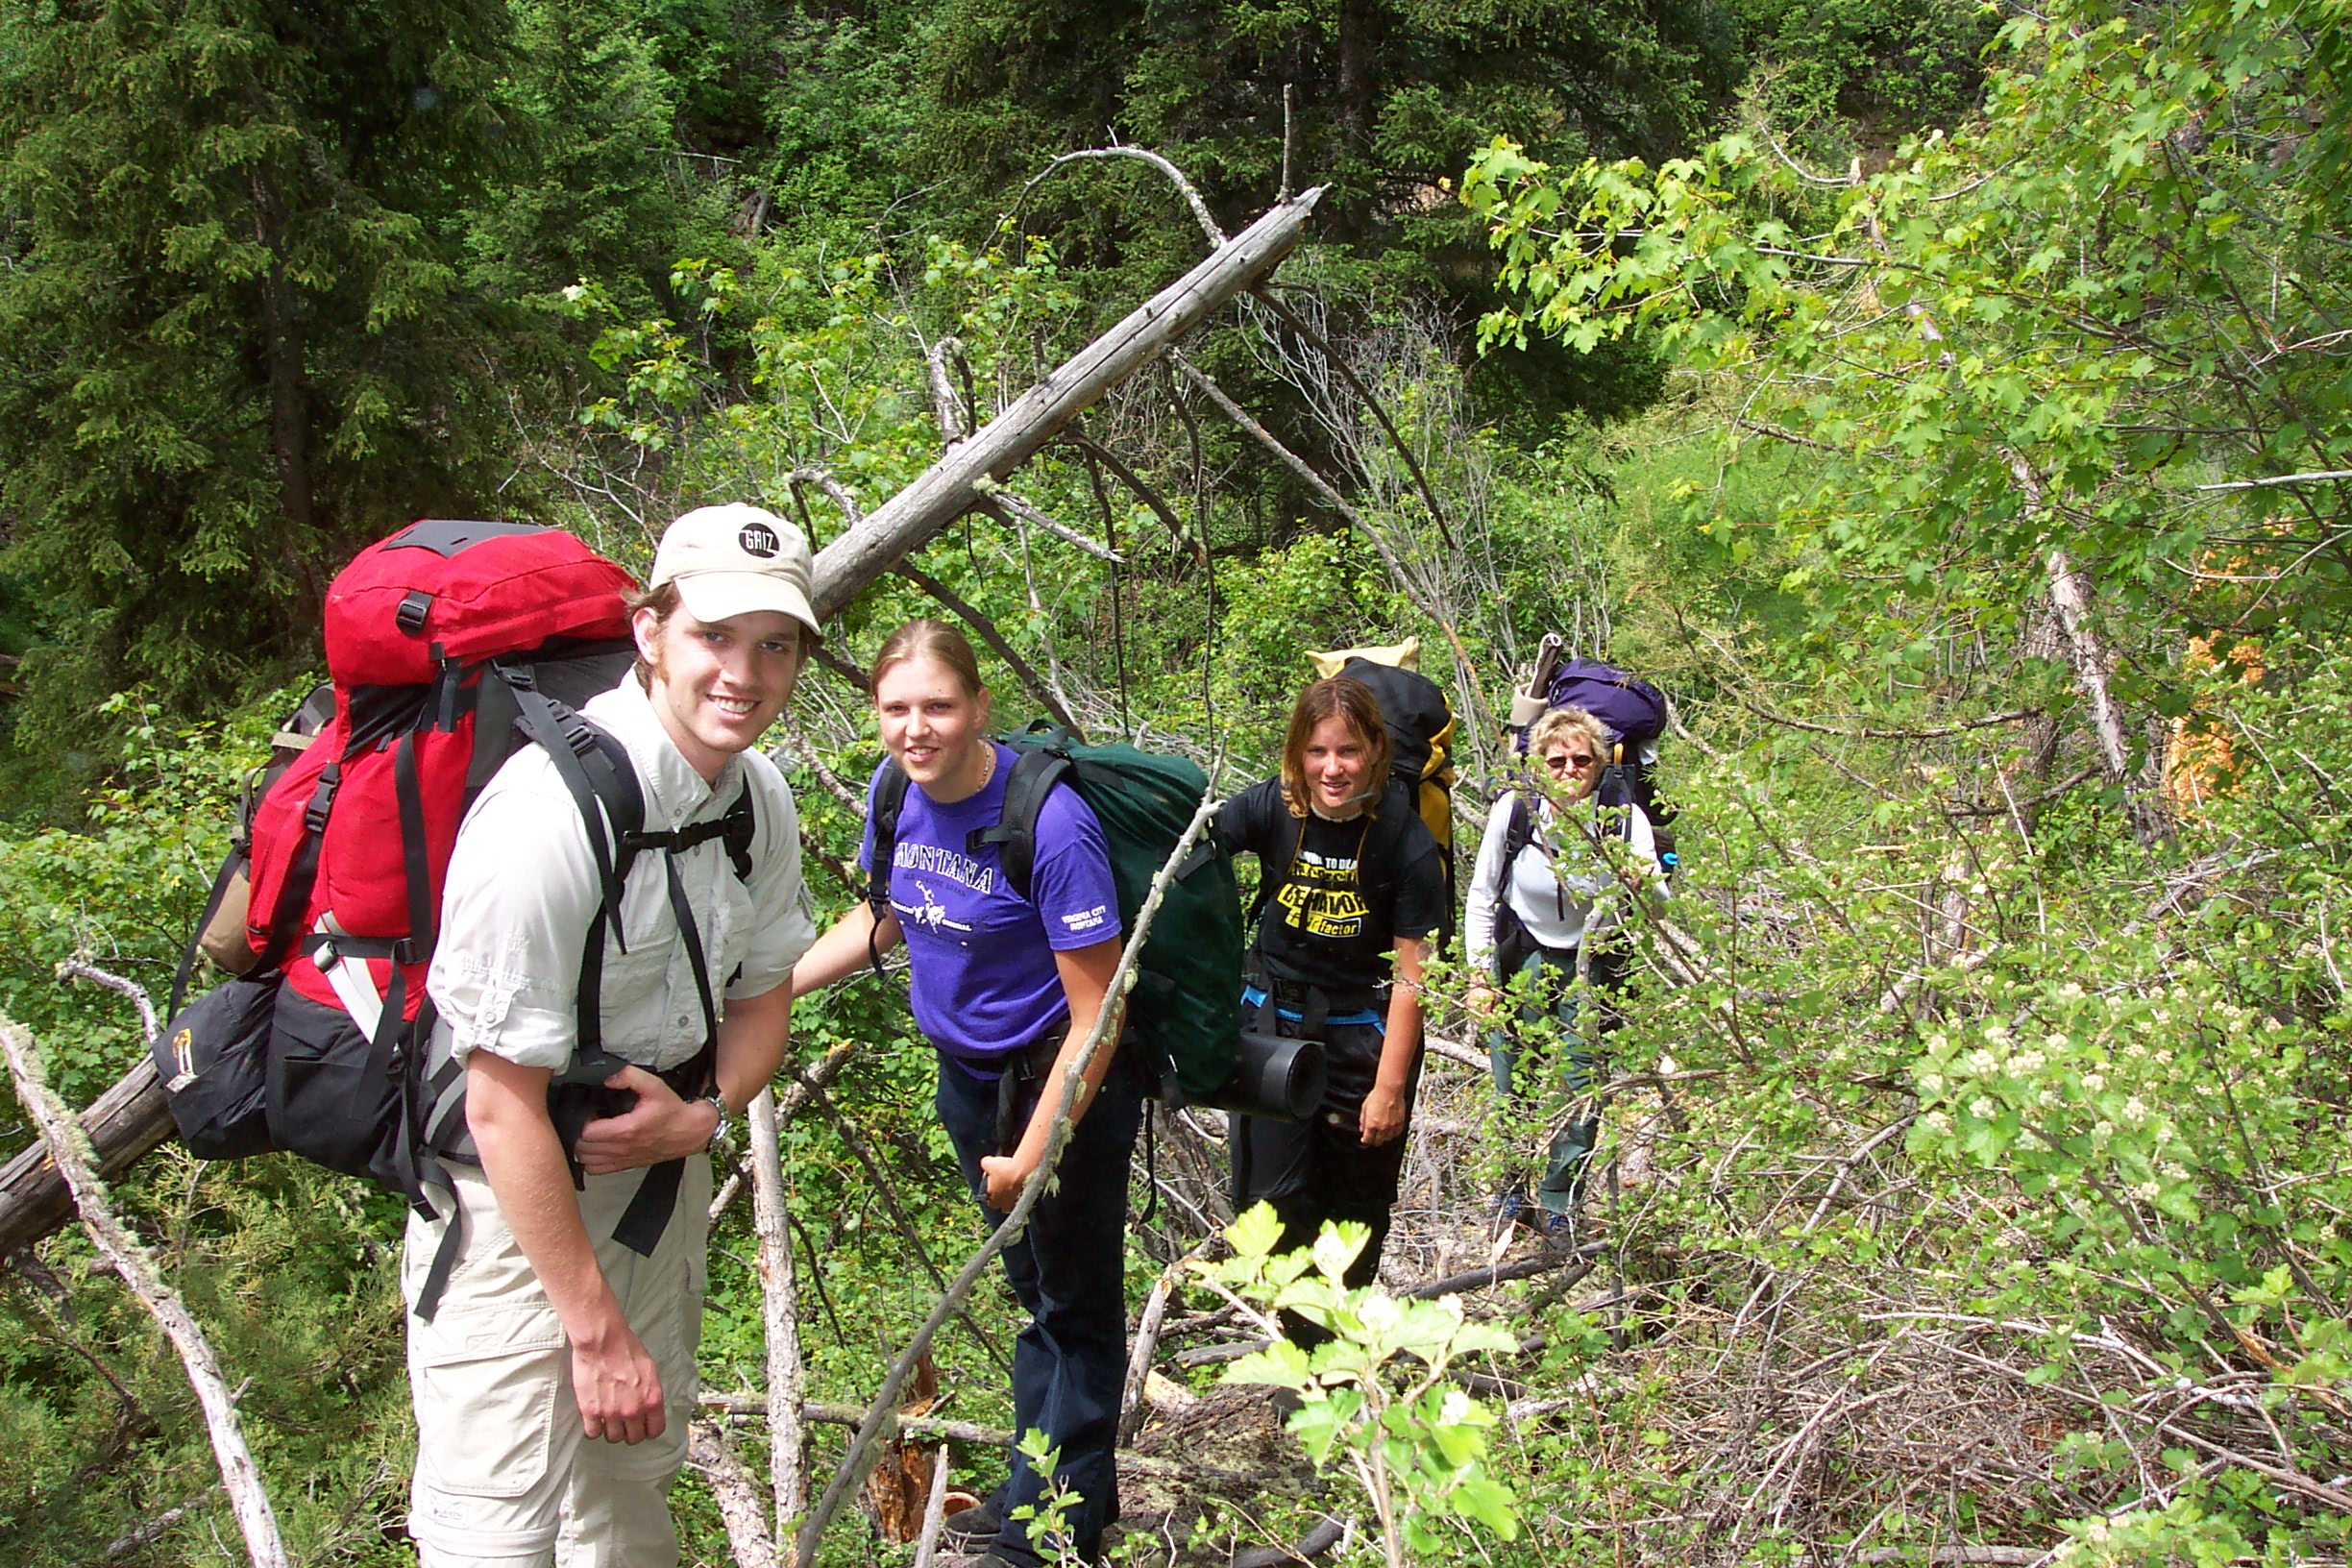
[1279,676,1391,819]
[1528,705,1609,764]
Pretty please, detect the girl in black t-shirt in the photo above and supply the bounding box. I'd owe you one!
[1217,675,1447,1318]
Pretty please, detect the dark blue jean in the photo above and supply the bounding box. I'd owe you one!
[1229,1015,1412,1347]
[936,1042,1141,1567]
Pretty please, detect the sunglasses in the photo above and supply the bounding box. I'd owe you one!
[1544,751,1600,772]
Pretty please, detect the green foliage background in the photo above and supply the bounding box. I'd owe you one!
[7,0,2349,1564]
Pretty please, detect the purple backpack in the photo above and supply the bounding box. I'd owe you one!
[1509,637,1668,756]
[1505,640,1675,832]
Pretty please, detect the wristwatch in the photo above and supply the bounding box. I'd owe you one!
[699,1090,732,1151]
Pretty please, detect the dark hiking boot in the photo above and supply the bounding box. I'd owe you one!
[941,1494,1003,1546]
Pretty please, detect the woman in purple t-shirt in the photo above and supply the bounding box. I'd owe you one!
[790,619,1136,1568]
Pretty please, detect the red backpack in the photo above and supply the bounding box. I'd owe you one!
[244,519,638,1010]
[155,522,649,1277]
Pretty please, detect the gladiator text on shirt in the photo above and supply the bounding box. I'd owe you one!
[1278,841,1372,939]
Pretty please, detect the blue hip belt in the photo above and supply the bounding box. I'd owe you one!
[1240,984,1384,1033]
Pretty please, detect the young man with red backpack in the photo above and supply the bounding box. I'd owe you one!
[402,504,818,1567]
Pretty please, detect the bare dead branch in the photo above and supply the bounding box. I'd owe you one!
[811,191,1319,620]
[793,789,1222,1566]
[1057,429,1204,563]
[1250,287,1457,550]
[709,1041,864,1222]
[102,1494,214,1561]
[771,724,868,820]
[981,485,1123,563]
[57,959,159,1045]
[910,1445,953,1568]
[1408,1252,1598,1301]
[925,337,971,446]
[1233,1516,1349,1568]
[1018,148,1226,249]
[1733,699,2045,742]
[788,467,867,529]
[795,1069,1014,1376]
[809,640,872,693]
[689,1418,783,1568]
[747,1085,806,1528]
[701,1393,1014,1448]
[0,1018,285,1568]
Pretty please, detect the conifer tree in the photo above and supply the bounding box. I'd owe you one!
[0,0,524,732]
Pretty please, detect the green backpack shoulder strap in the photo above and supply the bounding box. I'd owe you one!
[973,735,1073,904]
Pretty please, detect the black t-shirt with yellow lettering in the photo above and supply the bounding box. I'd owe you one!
[1217,777,1448,999]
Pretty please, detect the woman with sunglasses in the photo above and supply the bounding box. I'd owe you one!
[1463,705,1663,1238]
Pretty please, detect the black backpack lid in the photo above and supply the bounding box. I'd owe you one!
[1338,658,1450,776]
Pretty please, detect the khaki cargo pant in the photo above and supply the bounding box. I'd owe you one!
[401,1158,711,1568]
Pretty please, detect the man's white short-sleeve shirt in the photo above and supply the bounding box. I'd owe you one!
[426,673,817,1074]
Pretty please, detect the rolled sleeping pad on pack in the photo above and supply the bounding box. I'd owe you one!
[1188,1030,1329,1122]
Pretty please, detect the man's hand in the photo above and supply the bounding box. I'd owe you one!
[1359,1081,1409,1146]
[977,1149,1036,1212]
[572,1317,667,1444]
[1465,982,1501,1018]
[572,1066,721,1174]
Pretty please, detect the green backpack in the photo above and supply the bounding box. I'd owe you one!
[868,722,1242,1103]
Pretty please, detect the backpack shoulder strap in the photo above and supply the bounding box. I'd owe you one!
[1502,790,1536,867]
[973,747,1071,905]
[567,723,645,1061]
[503,670,645,943]
[1244,800,1303,932]
[502,682,645,1056]
[868,761,910,922]
[866,760,910,979]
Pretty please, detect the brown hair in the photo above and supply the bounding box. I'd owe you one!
[628,580,812,691]
[628,581,682,690]
[869,618,986,701]
[1279,676,1391,819]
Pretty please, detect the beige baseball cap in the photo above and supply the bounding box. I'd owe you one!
[649,503,821,638]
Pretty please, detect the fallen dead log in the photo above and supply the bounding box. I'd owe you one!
[0,1055,169,1256]
[1232,1517,1347,1568]
[0,186,1322,1261]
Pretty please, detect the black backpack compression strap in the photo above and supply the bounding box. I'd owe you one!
[256,761,340,971]
[972,747,1072,904]
[393,729,433,964]
[867,763,911,979]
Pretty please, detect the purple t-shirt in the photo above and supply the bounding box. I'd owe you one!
[861,743,1122,1065]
